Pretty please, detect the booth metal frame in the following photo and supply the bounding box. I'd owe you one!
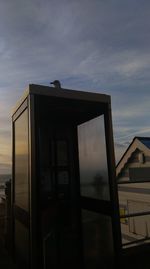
[11,84,122,268]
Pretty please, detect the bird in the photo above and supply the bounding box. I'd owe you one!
[50,80,61,89]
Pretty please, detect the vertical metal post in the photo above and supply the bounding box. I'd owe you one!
[28,93,37,269]
[11,117,15,260]
[104,102,122,260]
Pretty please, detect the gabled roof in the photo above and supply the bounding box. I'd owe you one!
[116,136,150,177]
[137,137,150,149]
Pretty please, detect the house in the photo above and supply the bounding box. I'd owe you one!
[116,137,150,248]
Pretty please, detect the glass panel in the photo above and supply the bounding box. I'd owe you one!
[41,179,82,269]
[15,220,29,265]
[81,209,114,268]
[39,126,82,268]
[78,115,110,200]
[118,182,150,247]
[56,140,68,166]
[15,109,29,211]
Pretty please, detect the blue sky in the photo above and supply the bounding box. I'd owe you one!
[0,0,150,174]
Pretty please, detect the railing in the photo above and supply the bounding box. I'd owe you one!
[118,180,150,249]
[120,212,150,248]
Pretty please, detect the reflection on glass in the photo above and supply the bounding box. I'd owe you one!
[118,182,150,247]
[78,115,110,200]
[81,210,114,268]
[15,109,29,211]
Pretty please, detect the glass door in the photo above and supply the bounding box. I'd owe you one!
[39,125,82,269]
[78,115,114,268]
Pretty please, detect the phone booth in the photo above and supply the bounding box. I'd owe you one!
[11,84,121,269]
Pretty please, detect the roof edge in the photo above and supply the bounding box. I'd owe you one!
[116,136,150,177]
[11,86,29,116]
[12,83,111,115]
[116,137,136,169]
[29,84,110,103]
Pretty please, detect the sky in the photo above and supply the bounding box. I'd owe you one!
[0,0,150,174]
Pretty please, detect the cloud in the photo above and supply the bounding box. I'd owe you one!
[0,1,149,96]
[113,96,150,120]
[0,0,150,172]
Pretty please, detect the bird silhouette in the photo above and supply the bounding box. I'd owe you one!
[50,80,61,89]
